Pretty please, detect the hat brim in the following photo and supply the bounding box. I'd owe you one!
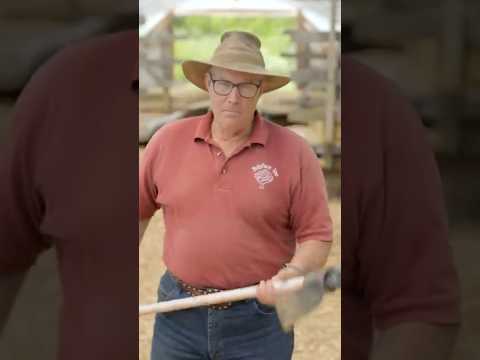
[182,60,290,93]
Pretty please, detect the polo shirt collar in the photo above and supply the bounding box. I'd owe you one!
[248,111,269,146]
[194,110,269,146]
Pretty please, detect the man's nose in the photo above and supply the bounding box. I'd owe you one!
[227,86,241,103]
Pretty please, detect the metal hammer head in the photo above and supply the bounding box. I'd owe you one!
[276,267,341,331]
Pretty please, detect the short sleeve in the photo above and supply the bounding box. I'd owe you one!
[289,141,333,243]
[138,131,162,220]
[360,85,461,330]
[0,68,52,273]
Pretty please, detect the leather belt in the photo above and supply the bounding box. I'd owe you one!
[173,275,234,310]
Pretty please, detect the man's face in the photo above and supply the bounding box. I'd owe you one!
[205,67,264,130]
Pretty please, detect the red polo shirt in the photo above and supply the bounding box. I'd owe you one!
[342,56,460,359]
[0,31,138,359]
[139,111,333,289]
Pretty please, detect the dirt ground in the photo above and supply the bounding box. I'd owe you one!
[138,177,341,360]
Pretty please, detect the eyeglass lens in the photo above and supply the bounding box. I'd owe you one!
[212,79,259,98]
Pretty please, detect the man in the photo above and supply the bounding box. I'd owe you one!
[139,31,333,359]
[341,56,461,360]
[0,30,138,359]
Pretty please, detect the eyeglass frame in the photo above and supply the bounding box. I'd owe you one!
[208,72,262,99]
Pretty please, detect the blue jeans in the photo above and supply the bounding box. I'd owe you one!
[150,271,294,360]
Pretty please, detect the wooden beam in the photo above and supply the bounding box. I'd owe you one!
[281,48,328,59]
[290,67,329,86]
[296,12,309,91]
[284,29,340,43]
[152,32,188,42]
[324,0,339,168]
[297,94,326,108]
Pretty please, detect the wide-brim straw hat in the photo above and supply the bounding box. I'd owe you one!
[182,31,290,93]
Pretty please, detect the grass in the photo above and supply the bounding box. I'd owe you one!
[173,16,297,80]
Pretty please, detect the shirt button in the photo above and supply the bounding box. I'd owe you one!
[217,151,222,157]
[221,168,227,174]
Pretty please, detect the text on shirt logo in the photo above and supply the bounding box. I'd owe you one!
[251,163,279,189]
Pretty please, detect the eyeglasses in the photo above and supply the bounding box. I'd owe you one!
[208,73,261,99]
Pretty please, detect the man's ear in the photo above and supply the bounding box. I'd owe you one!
[257,80,265,98]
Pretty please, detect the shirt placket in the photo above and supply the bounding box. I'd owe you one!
[212,147,230,190]
[211,144,252,190]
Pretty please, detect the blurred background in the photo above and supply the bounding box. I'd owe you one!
[343,1,479,358]
[138,1,341,359]
[0,1,137,358]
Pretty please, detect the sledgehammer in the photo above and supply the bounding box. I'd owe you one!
[139,266,340,330]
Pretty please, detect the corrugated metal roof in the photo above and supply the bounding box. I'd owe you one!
[175,0,297,15]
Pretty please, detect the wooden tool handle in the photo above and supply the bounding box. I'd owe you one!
[139,276,305,316]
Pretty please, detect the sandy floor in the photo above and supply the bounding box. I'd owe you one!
[138,162,341,359]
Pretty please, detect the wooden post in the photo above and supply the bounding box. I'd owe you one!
[164,12,174,112]
[297,11,309,92]
[323,0,338,169]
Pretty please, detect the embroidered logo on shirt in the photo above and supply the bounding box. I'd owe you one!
[251,163,279,189]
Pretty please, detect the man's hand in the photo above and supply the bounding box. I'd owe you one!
[256,266,304,305]
[256,240,331,305]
